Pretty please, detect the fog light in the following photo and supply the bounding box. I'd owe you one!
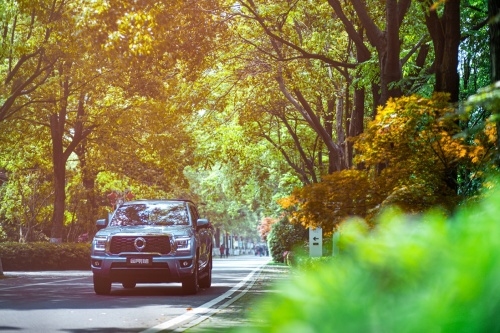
[93,260,102,267]
[180,260,192,267]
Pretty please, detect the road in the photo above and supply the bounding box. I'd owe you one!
[0,255,270,333]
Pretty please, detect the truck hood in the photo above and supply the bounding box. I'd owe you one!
[95,225,194,238]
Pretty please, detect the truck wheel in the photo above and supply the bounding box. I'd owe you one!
[182,260,199,295]
[94,276,111,295]
[199,254,212,289]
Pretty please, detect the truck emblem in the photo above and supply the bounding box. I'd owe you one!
[134,237,146,252]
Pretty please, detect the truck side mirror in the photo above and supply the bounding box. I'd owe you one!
[96,218,108,230]
[196,218,209,229]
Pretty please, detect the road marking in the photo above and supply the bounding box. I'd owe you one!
[140,259,269,333]
[0,277,88,290]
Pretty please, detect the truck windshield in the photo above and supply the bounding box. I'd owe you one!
[109,203,189,226]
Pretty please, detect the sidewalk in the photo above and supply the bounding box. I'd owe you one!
[184,259,290,332]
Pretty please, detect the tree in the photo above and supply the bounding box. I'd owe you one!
[279,169,374,231]
[184,120,286,241]
[222,0,356,173]
[0,0,64,123]
[0,122,53,242]
[328,0,413,107]
[280,94,494,231]
[257,216,278,242]
[459,0,490,100]
[219,0,436,177]
[0,0,495,244]
[5,0,230,242]
[46,66,96,243]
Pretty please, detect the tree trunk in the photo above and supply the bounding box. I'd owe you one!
[49,112,66,243]
[421,0,461,193]
[276,74,346,172]
[331,0,410,107]
[491,0,500,82]
[381,0,403,103]
[49,71,90,243]
[75,141,99,236]
[489,0,500,164]
[335,95,345,173]
[349,87,365,166]
[348,36,371,166]
[423,0,461,103]
[441,0,460,103]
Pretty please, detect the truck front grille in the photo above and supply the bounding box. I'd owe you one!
[109,236,171,254]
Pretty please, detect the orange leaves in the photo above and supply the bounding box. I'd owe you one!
[484,120,498,144]
[278,94,488,229]
[257,217,278,241]
[276,196,299,210]
[278,170,374,231]
[277,93,497,231]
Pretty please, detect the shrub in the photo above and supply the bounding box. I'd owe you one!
[0,242,91,270]
[267,216,308,263]
[234,182,500,333]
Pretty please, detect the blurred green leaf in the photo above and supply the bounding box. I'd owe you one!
[235,178,500,333]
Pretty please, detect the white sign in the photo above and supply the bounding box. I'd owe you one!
[309,227,322,257]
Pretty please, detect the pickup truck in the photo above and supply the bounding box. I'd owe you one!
[90,199,214,295]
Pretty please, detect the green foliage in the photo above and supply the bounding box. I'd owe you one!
[184,114,297,239]
[0,226,7,242]
[458,0,490,100]
[234,180,500,333]
[0,0,494,249]
[267,216,308,263]
[0,129,54,241]
[292,255,334,271]
[460,81,500,195]
[0,242,90,270]
[468,82,500,121]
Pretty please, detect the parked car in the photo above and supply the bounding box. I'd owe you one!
[90,199,214,295]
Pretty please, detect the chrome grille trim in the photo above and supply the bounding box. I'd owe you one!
[109,236,172,254]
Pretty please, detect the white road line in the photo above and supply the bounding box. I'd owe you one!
[0,277,88,290]
[140,260,268,333]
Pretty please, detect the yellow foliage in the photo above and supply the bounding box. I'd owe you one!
[279,94,496,230]
[484,121,497,144]
[354,93,488,176]
[276,196,299,210]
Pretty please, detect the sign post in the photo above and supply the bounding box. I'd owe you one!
[332,231,340,256]
[309,227,323,257]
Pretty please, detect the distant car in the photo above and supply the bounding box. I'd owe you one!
[90,199,214,295]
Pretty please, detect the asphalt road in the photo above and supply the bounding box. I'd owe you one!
[0,255,270,333]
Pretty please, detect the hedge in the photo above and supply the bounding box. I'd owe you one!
[0,242,91,271]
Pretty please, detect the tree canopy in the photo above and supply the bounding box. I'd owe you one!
[0,0,496,244]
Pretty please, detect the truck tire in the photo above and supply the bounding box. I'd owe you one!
[199,253,212,289]
[94,275,112,295]
[182,260,199,295]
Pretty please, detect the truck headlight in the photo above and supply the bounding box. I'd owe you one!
[93,236,107,251]
[175,237,191,251]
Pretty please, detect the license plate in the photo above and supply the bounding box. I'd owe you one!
[127,257,152,266]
